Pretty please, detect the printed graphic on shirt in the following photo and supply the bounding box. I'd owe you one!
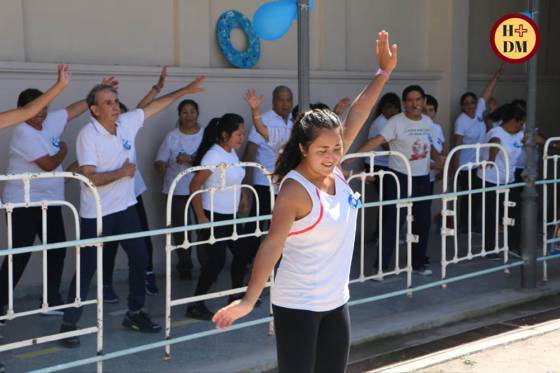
[410,139,429,161]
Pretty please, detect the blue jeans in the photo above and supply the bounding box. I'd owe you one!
[63,206,148,325]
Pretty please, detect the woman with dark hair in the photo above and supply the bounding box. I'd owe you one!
[186,113,249,320]
[476,103,525,258]
[452,65,503,234]
[213,31,397,372]
[155,99,203,280]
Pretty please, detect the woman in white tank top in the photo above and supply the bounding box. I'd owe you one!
[213,31,397,373]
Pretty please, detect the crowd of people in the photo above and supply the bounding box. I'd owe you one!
[0,30,554,372]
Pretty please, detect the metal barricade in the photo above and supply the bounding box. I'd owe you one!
[542,137,560,281]
[163,162,275,360]
[0,172,103,372]
[342,151,414,288]
[441,143,514,280]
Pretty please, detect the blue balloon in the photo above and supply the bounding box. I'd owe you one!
[252,1,297,41]
[519,11,533,19]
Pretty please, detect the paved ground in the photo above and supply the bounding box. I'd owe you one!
[1,229,558,373]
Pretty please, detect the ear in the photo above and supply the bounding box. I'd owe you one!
[298,143,306,157]
[90,105,100,118]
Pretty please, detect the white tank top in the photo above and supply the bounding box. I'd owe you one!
[271,168,359,312]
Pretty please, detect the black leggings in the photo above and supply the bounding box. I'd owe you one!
[272,303,351,373]
[193,211,250,297]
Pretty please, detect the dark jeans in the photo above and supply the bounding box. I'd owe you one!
[63,206,148,325]
[381,171,431,270]
[273,303,350,373]
[102,195,155,286]
[193,210,251,298]
[0,207,67,309]
[241,185,273,259]
[458,170,482,233]
[363,164,391,243]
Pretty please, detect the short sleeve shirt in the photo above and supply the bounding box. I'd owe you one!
[3,109,69,203]
[365,114,390,167]
[200,144,246,214]
[454,98,487,169]
[380,113,433,176]
[77,109,144,218]
[155,127,204,195]
[248,110,293,186]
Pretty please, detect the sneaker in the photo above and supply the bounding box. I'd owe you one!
[59,324,80,348]
[186,303,213,321]
[413,267,433,276]
[103,285,120,303]
[145,272,159,295]
[122,310,161,333]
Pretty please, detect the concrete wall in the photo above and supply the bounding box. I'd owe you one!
[0,0,558,292]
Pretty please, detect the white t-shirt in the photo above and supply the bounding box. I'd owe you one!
[477,126,523,185]
[380,113,433,176]
[365,114,390,167]
[272,168,358,312]
[3,110,69,204]
[429,122,445,182]
[77,109,144,218]
[200,144,246,214]
[155,127,204,195]
[454,98,487,169]
[248,110,293,186]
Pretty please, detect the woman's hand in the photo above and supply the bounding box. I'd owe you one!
[176,153,193,165]
[212,299,254,329]
[155,66,168,91]
[376,31,397,74]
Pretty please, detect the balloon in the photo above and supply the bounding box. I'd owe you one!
[519,11,533,19]
[252,1,297,41]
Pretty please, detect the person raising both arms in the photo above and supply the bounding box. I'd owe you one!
[213,31,397,373]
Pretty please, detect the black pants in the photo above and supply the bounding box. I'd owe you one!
[474,176,511,252]
[381,171,431,269]
[241,185,273,259]
[273,303,350,373]
[102,195,155,286]
[193,211,250,298]
[458,170,482,233]
[63,206,148,325]
[0,207,67,309]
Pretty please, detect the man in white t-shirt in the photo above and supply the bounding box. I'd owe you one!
[357,85,445,275]
[59,76,205,348]
[241,86,293,259]
[0,79,114,319]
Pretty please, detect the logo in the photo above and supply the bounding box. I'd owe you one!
[51,137,61,148]
[490,13,540,64]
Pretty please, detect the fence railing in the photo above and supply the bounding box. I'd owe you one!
[0,148,557,373]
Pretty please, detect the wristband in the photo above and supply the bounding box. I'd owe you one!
[376,68,390,78]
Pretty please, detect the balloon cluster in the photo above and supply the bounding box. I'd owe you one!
[252,0,315,41]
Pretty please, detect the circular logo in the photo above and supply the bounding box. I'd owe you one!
[490,13,540,64]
